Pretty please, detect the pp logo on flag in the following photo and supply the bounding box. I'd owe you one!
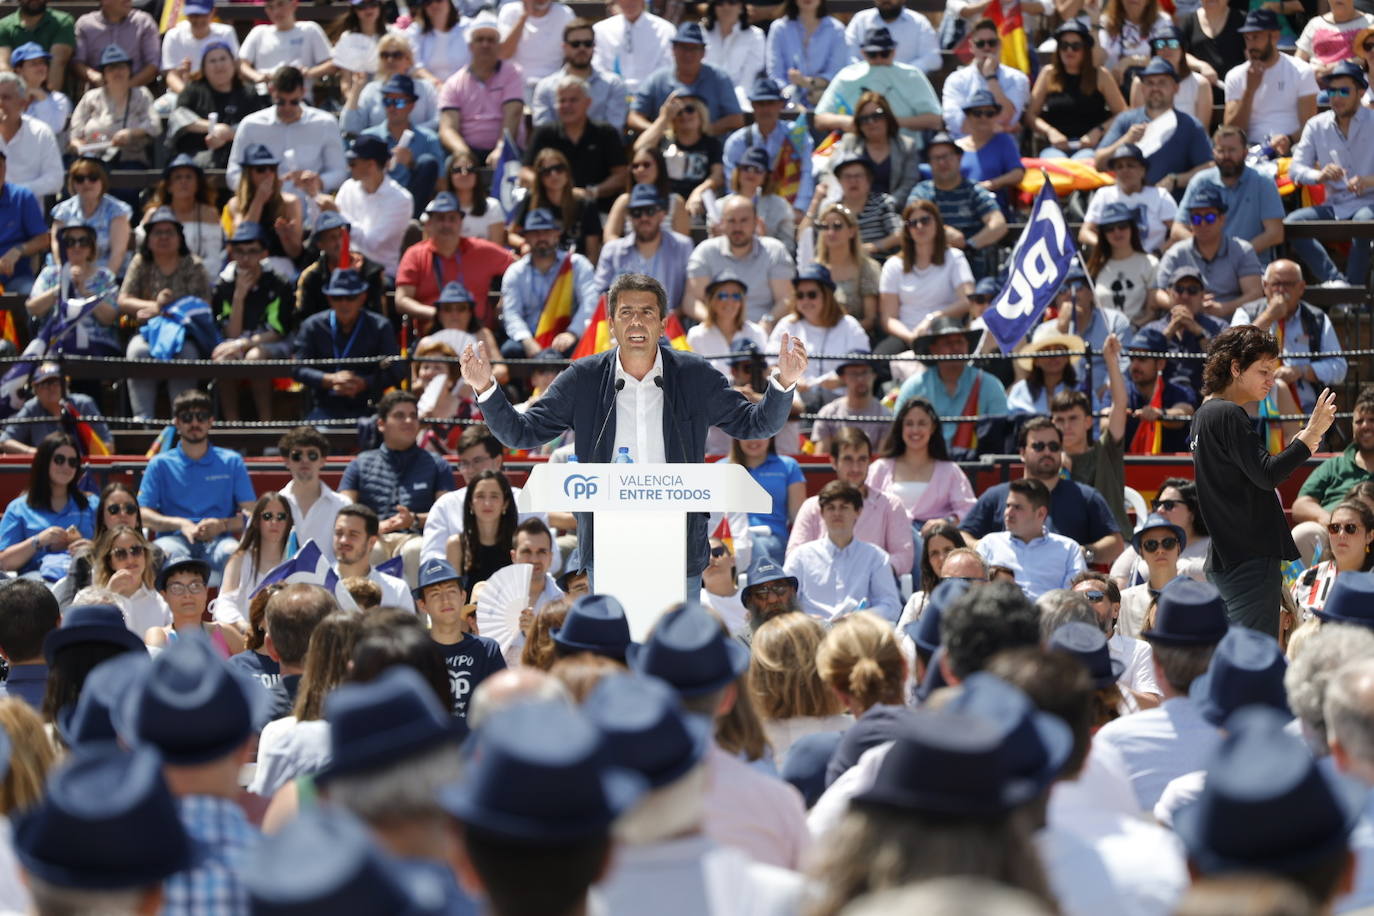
[563,475,599,499]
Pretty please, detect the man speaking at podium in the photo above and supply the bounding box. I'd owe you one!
[459,273,808,594]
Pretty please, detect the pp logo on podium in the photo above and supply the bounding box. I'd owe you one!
[563,474,600,500]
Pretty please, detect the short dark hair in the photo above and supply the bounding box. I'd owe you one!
[940,582,1041,680]
[278,425,329,456]
[514,516,553,549]
[271,65,305,94]
[1049,389,1091,417]
[1070,570,1121,604]
[265,583,337,666]
[818,480,863,512]
[830,427,873,456]
[1355,387,1374,418]
[1202,325,1278,397]
[376,389,419,421]
[351,620,453,711]
[1017,416,1062,449]
[1150,643,1216,694]
[562,16,594,40]
[972,16,999,35]
[1211,124,1248,147]
[1008,477,1051,512]
[457,424,502,458]
[172,388,213,417]
[607,273,667,320]
[458,824,610,916]
[338,503,380,539]
[0,579,60,661]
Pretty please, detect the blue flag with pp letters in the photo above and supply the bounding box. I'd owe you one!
[983,180,1078,354]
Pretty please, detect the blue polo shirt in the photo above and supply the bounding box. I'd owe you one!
[0,493,96,574]
[1179,166,1285,264]
[736,452,805,542]
[961,479,1119,545]
[138,443,256,524]
[1099,108,1212,189]
[340,445,456,526]
[0,183,46,282]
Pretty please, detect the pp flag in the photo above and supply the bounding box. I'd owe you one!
[982,180,1077,354]
[496,130,525,226]
[250,540,359,611]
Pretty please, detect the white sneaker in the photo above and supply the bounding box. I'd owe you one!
[1318,279,1359,289]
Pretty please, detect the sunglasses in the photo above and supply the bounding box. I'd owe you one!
[379,49,406,59]
[72,173,101,185]
[1141,536,1179,552]
[275,97,302,108]
[906,216,933,228]
[1173,283,1202,295]
[450,165,476,175]
[713,291,743,300]
[1028,440,1062,452]
[567,38,594,48]
[747,583,792,598]
[106,502,138,516]
[628,206,660,218]
[1190,212,1219,226]
[111,545,145,561]
[740,163,766,174]
[1104,221,1132,232]
[165,582,206,596]
[539,164,568,175]
[382,96,411,108]
[1059,40,1085,51]
[857,111,887,125]
[710,545,729,558]
[1328,86,1355,97]
[1151,38,1181,49]
[1152,498,1181,511]
[249,164,276,174]
[177,410,211,424]
[972,38,999,49]
[795,289,822,300]
[64,236,94,248]
[51,453,80,468]
[261,511,290,522]
[289,449,322,462]
[1329,522,1364,535]
[819,221,848,231]
[1082,589,1106,602]
[1365,40,1374,51]
[966,107,999,118]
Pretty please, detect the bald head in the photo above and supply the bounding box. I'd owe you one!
[721,195,758,250]
[1325,658,1374,770]
[1262,258,1305,315]
[940,548,988,582]
[467,667,572,729]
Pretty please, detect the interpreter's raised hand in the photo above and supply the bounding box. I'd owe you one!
[776,332,808,389]
[460,340,494,394]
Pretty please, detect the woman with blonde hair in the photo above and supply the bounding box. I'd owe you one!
[225,145,304,280]
[813,202,880,334]
[766,264,868,409]
[340,33,439,134]
[635,93,724,216]
[0,700,55,814]
[507,147,602,260]
[91,524,169,637]
[814,611,908,781]
[748,613,849,760]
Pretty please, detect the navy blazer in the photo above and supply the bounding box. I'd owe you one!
[481,344,793,577]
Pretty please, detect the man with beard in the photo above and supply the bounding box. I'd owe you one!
[594,184,693,316]
[1284,60,1374,289]
[686,195,795,326]
[1223,8,1318,157]
[739,556,800,633]
[1095,58,1212,195]
[499,208,599,358]
[1178,125,1286,265]
[531,19,627,131]
[1120,329,1199,454]
[940,17,1029,136]
[332,503,415,611]
[1293,388,1374,531]
[0,0,73,88]
[845,0,940,71]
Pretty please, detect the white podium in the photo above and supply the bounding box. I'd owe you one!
[518,463,771,639]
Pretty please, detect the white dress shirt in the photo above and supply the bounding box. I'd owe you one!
[121,585,171,635]
[280,479,351,567]
[705,745,811,871]
[4,115,64,198]
[845,8,941,72]
[592,11,676,93]
[1092,696,1222,811]
[613,347,668,465]
[224,104,348,193]
[1109,630,1160,698]
[334,176,414,280]
[703,23,768,109]
[784,536,901,623]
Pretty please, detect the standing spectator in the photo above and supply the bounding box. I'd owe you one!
[592,0,674,95]
[276,425,349,565]
[764,0,851,109]
[138,391,257,580]
[208,222,293,424]
[499,209,599,359]
[1152,186,1262,319]
[908,132,1007,278]
[1083,143,1176,263]
[522,74,628,213]
[72,0,158,88]
[359,74,445,216]
[437,12,524,166]
[596,185,695,318]
[1094,58,1211,195]
[167,43,268,171]
[818,91,921,207]
[686,195,795,325]
[159,0,237,96]
[497,0,575,101]
[12,44,70,138]
[395,192,515,332]
[295,211,385,324]
[845,0,939,72]
[224,144,304,282]
[68,45,158,169]
[0,72,62,198]
[236,0,332,89]
[941,18,1030,137]
[1027,22,1126,161]
[809,356,890,455]
[339,36,440,136]
[293,269,404,421]
[0,0,74,92]
[976,478,1087,600]
[816,27,941,146]
[333,135,414,282]
[629,22,744,136]
[532,19,628,132]
[405,0,468,86]
[1223,9,1318,158]
[0,136,50,298]
[723,77,813,213]
[1178,125,1285,265]
[0,580,59,709]
[895,318,1009,454]
[879,199,975,350]
[226,66,348,196]
[703,0,766,111]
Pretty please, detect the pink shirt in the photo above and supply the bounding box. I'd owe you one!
[437,60,524,151]
[865,457,976,524]
[704,746,810,871]
[786,486,914,575]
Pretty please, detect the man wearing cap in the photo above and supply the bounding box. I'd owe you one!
[686,195,796,325]
[1284,60,1374,289]
[816,26,942,146]
[295,211,386,323]
[358,74,445,217]
[845,0,940,72]
[1177,125,1285,264]
[1141,264,1225,394]
[532,19,628,132]
[895,317,1010,456]
[809,355,891,455]
[292,268,405,420]
[723,77,814,211]
[0,72,62,199]
[1230,258,1346,411]
[225,66,347,195]
[940,18,1030,137]
[595,184,694,317]
[908,131,1008,277]
[0,0,72,91]
[1081,142,1178,254]
[629,23,743,136]
[1094,58,1213,194]
[415,558,505,720]
[159,0,236,95]
[1120,328,1198,453]
[331,135,415,281]
[591,0,674,95]
[785,480,903,622]
[438,12,526,166]
[0,362,109,457]
[208,222,291,424]
[521,74,627,212]
[72,0,157,87]
[500,208,599,358]
[1223,9,1319,157]
[395,191,515,331]
[1153,185,1263,319]
[236,0,332,89]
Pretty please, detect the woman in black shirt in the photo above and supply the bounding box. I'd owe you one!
[168,42,268,169]
[1025,22,1126,158]
[1190,325,1335,637]
[1180,0,1248,101]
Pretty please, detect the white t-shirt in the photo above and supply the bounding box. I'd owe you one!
[1296,12,1373,65]
[1084,184,1178,254]
[334,176,415,278]
[460,197,506,242]
[1092,251,1158,326]
[766,314,869,380]
[239,22,333,75]
[498,1,575,95]
[878,249,973,330]
[405,20,471,83]
[162,21,239,71]
[1223,54,1318,143]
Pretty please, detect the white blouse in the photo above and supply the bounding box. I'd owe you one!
[766,314,869,379]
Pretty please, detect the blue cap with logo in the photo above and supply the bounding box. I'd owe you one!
[97,44,132,69]
[628,183,666,210]
[524,208,562,233]
[347,135,390,163]
[1188,184,1228,213]
[322,268,369,298]
[1140,57,1178,80]
[413,558,466,600]
[794,263,836,290]
[425,191,462,215]
[381,73,419,98]
[10,42,51,65]
[672,21,706,44]
[240,142,280,167]
[861,25,897,53]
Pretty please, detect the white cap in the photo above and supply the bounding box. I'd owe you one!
[467,11,499,37]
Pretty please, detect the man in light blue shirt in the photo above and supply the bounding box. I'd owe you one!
[628,22,743,136]
[722,77,813,213]
[1178,125,1285,265]
[594,185,693,316]
[940,18,1030,137]
[500,208,599,358]
[783,480,901,622]
[531,19,628,131]
[975,478,1085,601]
[815,27,941,146]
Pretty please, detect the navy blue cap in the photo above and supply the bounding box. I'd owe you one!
[1108,142,1146,165]
[323,268,369,298]
[926,131,960,154]
[794,263,836,290]
[10,42,51,65]
[12,746,192,890]
[743,556,798,595]
[747,76,786,102]
[43,604,145,665]
[439,700,646,842]
[1239,7,1280,31]
[184,0,213,13]
[708,270,749,297]
[973,276,1001,297]
[1189,628,1290,726]
[943,672,1074,797]
[412,558,466,601]
[229,221,267,246]
[626,601,750,697]
[437,281,473,305]
[1141,57,1178,80]
[97,44,132,68]
[1174,706,1364,874]
[729,338,760,363]
[162,152,203,178]
[1054,19,1092,41]
[319,667,460,784]
[904,578,974,655]
[1327,59,1369,90]
[1150,21,1183,41]
[780,730,844,807]
[1064,260,1088,283]
[672,21,706,44]
[311,209,351,238]
[550,594,634,660]
[584,673,712,788]
[1131,512,1187,553]
[861,25,897,52]
[739,146,773,173]
[1097,201,1136,228]
[240,142,280,167]
[523,208,562,233]
[381,73,419,99]
[961,89,1002,112]
[1128,326,1170,355]
[1188,184,1228,213]
[628,183,666,210]
[425,191,462,215]
[156,557,209,592]
[1141,578,1229,647]
[142,206,182,232]
[1047,622,1123,689]
[1315,570,1374,627]
[57,652,152,754]
[832,152,875,178]
[347,135,390,164]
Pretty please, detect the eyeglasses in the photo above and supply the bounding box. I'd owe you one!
[1190,212,1219,226]
[628,206,660,218]
[1173,283,1202,295]
[1329,522,1364,535]
[379,49,406,59]
[1151,38,1181,49]
[1082,589,1106,602]
[819,221,848,232]
[275,97,302,108]
[111,545,145,561]
[1152,498,1181,511]
[1028,440,1061,452]
[567,39,594,48]
[747,583,792,598]
[51,453,79,468]
[382,96,411,108]
[450,165,476,175]
[972,38,999,49]
[261,511,290,522]
[72,174,101,185]
[539,164,568,176]
[966,107,998,118]
[289,449,322,462]
[1059,40,1085,51]
[906,216,933,228]
[165,582,206,596]
[795,289,821,300]
[106,502,138,516]
[713,291,743,301]
[177,410,211,424]
[1141,536,1180,552]
[1328,86,1355,98]
[857,111,887,125]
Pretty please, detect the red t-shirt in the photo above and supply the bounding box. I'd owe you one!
[395,237,515,329]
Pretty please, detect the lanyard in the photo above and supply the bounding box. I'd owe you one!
[329,310,365,360]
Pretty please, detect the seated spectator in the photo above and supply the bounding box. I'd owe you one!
[340,34,440,137]
[899,533,985,625]
[749,614,849,765]
[1068,573,1161,706]
[1086,202,1159,326]
[1296,0,1370,79]
[0,432,94,580]
[418,280,506,392]
[228,584,281,687]
[1082,142,1176,255]
[0,363,110,456]
[729,435,805,562]
[12,44,69,139]
[27,226,120,363]
[436,13,523,167]
[500,208,599,359]
[145,558,244,656]
[816,27,941,146]
[225,143,305,281]
[811,202,880,334]
[72,0,158,88]
[138,155,227,279]
[404,0,467,86]
[723,77,813,212]
[814,155,901,259]
[395,192,514,332]
[630,23,743,137]
[79,528,167,632]
[68,45,158,169]
[159,0,237,96]
[1008,333,1084,416]
[809,357,891,455]
[208,223,293,424]
[1293,391,1374,541]
[225,67,348,199]
[0,579,60,709]
[523,74,627,214]
[358,74,444,218]
[1178,125,1285,266]
[0,2,74,93]
[684,272,767,375]
[1110,477,1209,588]
[941,19,1030,136]
[740,556,803,632]
[713,152,798,259]
[635,91,723,213]
[1052,357,1132,542]
[330,504,415,611]
[292,268,404,420]
[1223,9,1317,159]
[236,0,332,90]
[764,0,850,109]
[118,208,212,420]
[1117,513,1188,636]
[604,147,690,242]
[687,195,794,325]
[785,481,903,623]
[213,492,291,629]
[1032,261,1131,394]
[1230,259,1346,411]
[49,158,130,274]
[508,149,603,260]
[703,0,765,111]
[1127,23,1214,130]
[531,20,627,132]
[895,318,1009,455]
[1291,499,1374,622]
[275,425,349,565]
[414,558,504,720]
[908,132,1007,278]
[1140,264,1224,394]
[443,151,508,246]
[411,338,463,424]
[975,478,1086,600]
[953,91,1024,212]
[453,469,518,585]
[295,210,386,324]
[0,72,63,199]
[1120,328,1198,453]
[1097,0,1171,84]
[333,135,414,282]
[767,265,868,407]
[166,43,266,173]
[591,0,673,96]
[878,199,974,354]
[596,185,694,318]
[1095,58,1211,196]
[819,91,921,207]
[0,141,47,302]
[1285,61,1374,291]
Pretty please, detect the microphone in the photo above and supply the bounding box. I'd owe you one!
[590,378,625,460]
[655,375,690,464]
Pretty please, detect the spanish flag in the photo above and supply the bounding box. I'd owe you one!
[988,0,1031,73]
[145,424,176,458]
[773,113,810,206]
[664,314,691,351]
[711,515,733,555]
[951,375,982,453]
[61,398,111,457]
[0,286,17,350]
[533,253,575,349]
[571,295,610,359]
[1129,376,1165,455]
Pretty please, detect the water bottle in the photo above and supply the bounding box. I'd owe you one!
[613,447,634,464]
